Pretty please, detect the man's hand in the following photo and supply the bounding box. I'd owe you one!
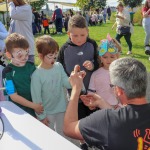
[83,60,94,71]
[80,93,112,109]
[69,65,86,92]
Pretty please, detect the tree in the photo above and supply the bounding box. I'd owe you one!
[94,0,106,9]
[30,0,46,11]
[76,0,106,11]
[76,0,89,10]
[119,0,143,8]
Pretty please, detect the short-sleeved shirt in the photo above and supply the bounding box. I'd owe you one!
[88,67,118,105]
[2,62,36,117]
[79,104,150,149]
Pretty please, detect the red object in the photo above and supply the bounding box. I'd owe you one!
[42,19,49,27]
[142,7,150,16]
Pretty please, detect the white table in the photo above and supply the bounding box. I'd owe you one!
[0,101,80,150]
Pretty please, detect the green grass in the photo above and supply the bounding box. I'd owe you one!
[34,20,150,72]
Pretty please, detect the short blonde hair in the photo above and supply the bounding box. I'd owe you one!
[117,2,124,8]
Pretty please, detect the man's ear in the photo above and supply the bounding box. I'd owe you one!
[115,86,124,97]
[116,86,128,105]
[6,51,12,59]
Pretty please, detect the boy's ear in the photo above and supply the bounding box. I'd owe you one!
[38,53,43,60]
[67,31,70,37]
[6,51,12,59]
[87,28,89,33]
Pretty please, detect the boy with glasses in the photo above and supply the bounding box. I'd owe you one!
[31,35,71,137]
[3,33,43,117]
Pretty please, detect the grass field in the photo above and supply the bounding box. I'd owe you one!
[34,19,150,72]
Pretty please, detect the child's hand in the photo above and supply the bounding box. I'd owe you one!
[34,103,44,114]
[83,60,94,71]
[41,117,49,126]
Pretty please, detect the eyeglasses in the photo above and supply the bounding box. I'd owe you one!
[46,53,58,59]
[110,84,124,90]
[110,84,115,88]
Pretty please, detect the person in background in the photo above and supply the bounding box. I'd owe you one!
[142,0,150,61]
[52,5,63,34]
[64,14,69,32]
[32,11,38,35]
[69,9,74,17]
[32,8,41,33]
[3,33,43,117]
[112,2,133,55]
[102,7,107,23]
[64,57,150,150]
[85,12,90,26]
[0,21,9,101]
[107,6,111,20]
[91,12,98,26]
[0,21,8,67]
[57,15,99,150]
[98,11,103,25]
[42,14,50,34]
[7,0,35,63]
[88,34,122,110]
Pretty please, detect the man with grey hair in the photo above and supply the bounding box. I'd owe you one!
[64,57,150,150]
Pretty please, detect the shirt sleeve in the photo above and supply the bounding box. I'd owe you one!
[2,66,17,95]
[31,72,46,120]
[88,72,96,92]
[79,110,109,148]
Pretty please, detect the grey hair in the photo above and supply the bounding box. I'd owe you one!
[109,57,147,99]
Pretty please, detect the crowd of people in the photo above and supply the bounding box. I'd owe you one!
[31,6,112,36]
[0,0,150,150]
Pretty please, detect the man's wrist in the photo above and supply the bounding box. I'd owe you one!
[70,87,81,101]
[97,100,112,109]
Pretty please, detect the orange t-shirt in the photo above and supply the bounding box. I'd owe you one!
[42,19,49,27]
